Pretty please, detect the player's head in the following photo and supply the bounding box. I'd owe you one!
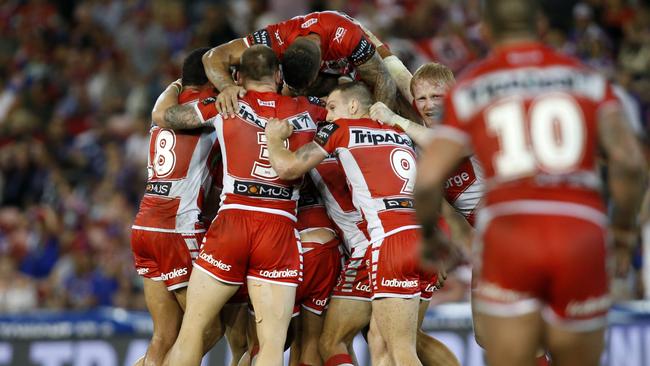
[239,44,281,87]
[181,47,211,87]
[282,38,321,94]
[410,62,455,128]
[482,0,539,42]
[325,81,373,122]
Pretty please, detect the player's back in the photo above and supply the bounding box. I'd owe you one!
[216,90,325,221]
[317,117,419,242]
[133,88,219,233]
[445,42,614,217]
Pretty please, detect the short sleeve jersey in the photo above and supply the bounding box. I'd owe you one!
[245,11,375,75]
[440,42,620,214]
[208,90,327,221]
[133,88,220,232]
[443,156,484,226]
[314,118,419,243]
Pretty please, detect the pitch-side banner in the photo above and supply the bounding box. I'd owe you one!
[0,303,648,365]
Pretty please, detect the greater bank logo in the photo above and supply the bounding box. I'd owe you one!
[381,278,419,288]
[199,252,232,271]
[160,267,188,281]
[259,269,299,278]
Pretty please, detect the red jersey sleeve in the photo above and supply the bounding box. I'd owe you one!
[316,12,375,65]
[314,121,347,155]
[193,95,219,123]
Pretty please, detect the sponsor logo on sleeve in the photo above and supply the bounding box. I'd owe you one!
[307,96,325,107]
[274,29,284,46]
[145,181,172,196]
[202,96,217,105]
[234,180,293,200]
[314,123,340,146]
[136,268,150,275]
[349,37,375,65]
[248,29,272,47]
[301,18,318,28]
[383,198,415,210]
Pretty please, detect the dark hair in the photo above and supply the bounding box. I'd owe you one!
[330,81,373,108]
[181,47,211,86]
[483,0,539,40]
[239,44,279,81]
[282,38,321,90]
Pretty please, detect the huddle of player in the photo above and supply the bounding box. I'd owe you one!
[130,1,647,366]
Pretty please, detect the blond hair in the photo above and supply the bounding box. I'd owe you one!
[410,62,455,96]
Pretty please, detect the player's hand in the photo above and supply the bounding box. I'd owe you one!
[420,231,463,275]
[265,118,293,141]
[370,102,399,126]
[217,85,246,119]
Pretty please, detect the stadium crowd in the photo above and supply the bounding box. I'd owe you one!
[0,0,648,317]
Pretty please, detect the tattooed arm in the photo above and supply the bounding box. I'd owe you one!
[265,118,328,180]
[356,53,399,111]
[203,39,248,118]
[151,80,181,126]
[157,104,213,130]
[598,104,646,231]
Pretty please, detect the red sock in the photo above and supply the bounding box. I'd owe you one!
[324,354,354,366]
[537,354,550,366]
[250,345,260,358]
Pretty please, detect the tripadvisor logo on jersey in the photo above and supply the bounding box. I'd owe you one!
[234,180,292,200]
[350,128,414,148]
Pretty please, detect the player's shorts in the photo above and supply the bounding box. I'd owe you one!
[331,245,372,301]
[419,269,440,302]
[131,229,203,291]
[370,229,421,299]
[194,209,302,287]
[294,238,342,316]
[473,211,610,332]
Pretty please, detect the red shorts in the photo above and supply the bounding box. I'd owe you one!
[194,209,302,287]
[294,239,342,315]
[131,229,203,291]
[419,269,440,301]
[331,245,372,301]
[474,213,610,331]
[370,229,421,299]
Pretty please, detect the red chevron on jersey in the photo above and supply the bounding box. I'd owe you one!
[245,11,375,76]
[132,87,220,233]
[213,91,327,221]
[309,158,369,252]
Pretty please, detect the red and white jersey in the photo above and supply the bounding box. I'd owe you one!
[206,90,327,221]
[133,88,220,233]
[309,157,370,251]
[315,118,419,243]
[244,11,375,76]
[296,175,337,235]
[444,156,484,226]
[440,41,618,222]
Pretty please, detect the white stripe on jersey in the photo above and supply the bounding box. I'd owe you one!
[309,167,369,251]
[450,156,484,218]
[337,149,386,242]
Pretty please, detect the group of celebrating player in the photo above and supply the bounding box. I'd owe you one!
[129,1,647,366]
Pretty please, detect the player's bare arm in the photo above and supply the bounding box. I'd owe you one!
[151,79,182,126]
[370,102,433,147]
[265,118,327,180]
[414,136,467,266]
[159,104,213,130]
[598,105,647,241]
[203,39,248,118]
[356,53,398,111]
